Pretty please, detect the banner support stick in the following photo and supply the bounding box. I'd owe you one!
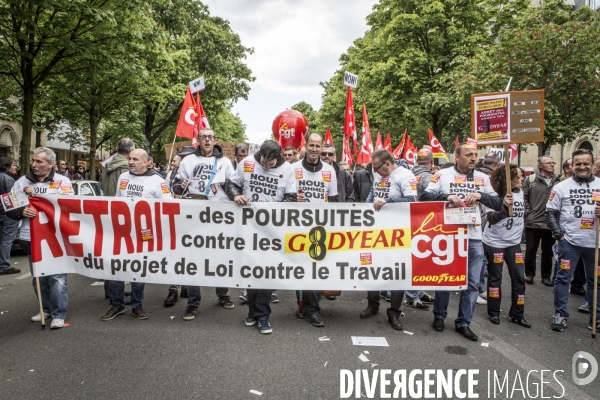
[592,217,599,338]
[35,277,45,330]
[504,144,513,216]
[167,134,177,167]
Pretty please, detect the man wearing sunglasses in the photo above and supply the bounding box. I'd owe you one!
[171,128,236,319]
[320,144,354,203]
[422,143,502,341]
[360,149,418,331]
[283,146,298,163]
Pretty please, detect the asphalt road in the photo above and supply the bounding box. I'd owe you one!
[1,252,599,400]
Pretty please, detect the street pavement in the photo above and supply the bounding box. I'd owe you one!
[1,252,599,400]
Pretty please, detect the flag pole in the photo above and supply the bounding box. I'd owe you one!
[504,77,513,216]
[593,217,599,338]
[167,134,177,167]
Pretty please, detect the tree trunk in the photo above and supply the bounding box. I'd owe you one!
[431,113,441,138]
[35,129,42,148]
[89,101,98,181]
[537,142,546,158]
[20,84,34,173]
[143,104,156,155]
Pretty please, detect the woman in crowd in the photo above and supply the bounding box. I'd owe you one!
[483,164,530,328]
[73,165,86,180]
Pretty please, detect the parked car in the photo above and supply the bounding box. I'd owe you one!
[10,180,100,253]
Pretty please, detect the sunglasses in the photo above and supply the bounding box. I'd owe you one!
[373,161,388,172]
[321,152,335,157]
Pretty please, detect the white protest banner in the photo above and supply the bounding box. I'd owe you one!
[344,71,358,88]
[29,197,468,290]
[189,76,205,94]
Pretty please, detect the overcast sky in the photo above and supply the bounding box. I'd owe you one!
[202,0,377,144]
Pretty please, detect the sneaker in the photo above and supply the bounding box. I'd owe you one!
[31,312,51,322]
[131,306,149,320]
[476,295,487,305]
[101,305,125,321]
[0,267,21,275]
[406,300,429,310]
[164,289,178,307]
[478,292,487,300]
[50,319,65,329]
[245,316,257,326]
[384,291,391,302]
[219,295,234,309]
[270,293,279,303]
[550,313,567,332]
[525,275,534,285]
[579,300,590,314]
[295,309,306,319]
[182,305,198,321]
[570,287,586,296]
[306,312,325,327]
[180,286,189,298]
[419,293,435,303]
[588,321,600,330]
[257,319,272,334]
[239,289,247,302]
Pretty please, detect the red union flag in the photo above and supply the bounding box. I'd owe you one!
[356,103,373,164]
[324,127,333,145]
[341,135,353,167]
[175,88,197,140]
[392,130,407,160]
[343,86,357,155]
[402,134,418,167]
[375,131,383,150]
[383,134,392,152]
[428,128,449,161]
[410,202,468,286]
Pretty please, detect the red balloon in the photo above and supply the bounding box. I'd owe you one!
[271,110,308,150]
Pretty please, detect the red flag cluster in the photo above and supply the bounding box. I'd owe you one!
[176,88,210,148]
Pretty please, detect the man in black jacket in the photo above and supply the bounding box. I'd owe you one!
[0,157,20,275]
[523,156,558,286]
[321,143,354,202]
[353,163,373,203]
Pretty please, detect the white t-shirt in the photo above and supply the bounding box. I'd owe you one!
[371,167,417,202]
[11,173,74,241]
[546,176,600,248]
[291,160,337,203]
[483,190,524,247]
[176,154,233,201]
[425,167,498,240]
[230,156,296,202]
[115,172,172,199]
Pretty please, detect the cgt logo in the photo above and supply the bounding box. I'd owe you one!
[410,202,468,286]
[279,123,295,139]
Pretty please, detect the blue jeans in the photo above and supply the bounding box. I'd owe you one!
[110,281,145,309]
[405,290,424,302]
[0,215,18,271]
[554,240,600,324]
[186,287,228,306]
[22,240,68,319]
[433,239,484,328]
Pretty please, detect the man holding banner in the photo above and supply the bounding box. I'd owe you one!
[292,133,338,327]
[422,143,502,341]
[225,140,297,334]
[8,147,74,329]
[362,149,417,330]
[171,128,236,318]
[101,149,172,321]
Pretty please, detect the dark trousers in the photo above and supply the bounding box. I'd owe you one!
[295,290,321,315]
[484,243,526,319]
[247,289,272,320]
[524,228,555,279]
[367,290,405,314]
[571,259,586,290]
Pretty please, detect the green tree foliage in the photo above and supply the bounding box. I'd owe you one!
[291,101,319,133]
[441,0,600,155]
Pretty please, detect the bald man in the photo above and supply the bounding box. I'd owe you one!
[102,149,172,321]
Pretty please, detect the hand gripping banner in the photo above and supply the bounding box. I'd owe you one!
[29,197,468,291]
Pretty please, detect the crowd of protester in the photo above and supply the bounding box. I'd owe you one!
[1,131,599,340]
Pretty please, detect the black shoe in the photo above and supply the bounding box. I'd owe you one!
[541,278,553,287]
[419,293,435,303]
[360,306,379,319]
[455,326,478,341]
[524,276,534,285]
[432,318,444,331]
[219,295,235,309]
[510,317,532,328]
[0,267,21,275]
[124,291,131,296]
[570,287,586,296]
[306,312,325,327]
[489,316,500,325]
[388,316,403,330]
[180,286,188,298]
[164,290,178,307]
[182,305,198,321]
[325,295,336,300]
